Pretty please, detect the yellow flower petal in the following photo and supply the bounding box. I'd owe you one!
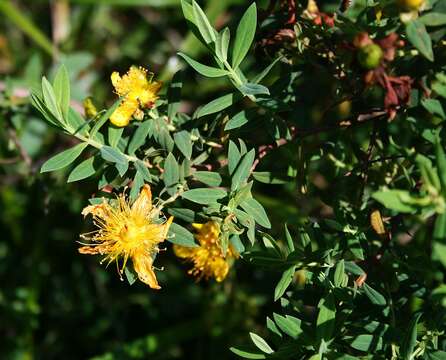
[174,221,237,282]
[79,185,172,288]
[110,98,138,127]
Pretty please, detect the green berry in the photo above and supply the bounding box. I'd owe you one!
[357,44,383,70]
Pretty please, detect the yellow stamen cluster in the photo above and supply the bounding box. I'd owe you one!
[79,185,172,289]
[173,221,238,282]
[109,66,162,127]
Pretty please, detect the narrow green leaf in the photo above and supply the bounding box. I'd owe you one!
[100,145,127,164]
[230,347,266,359]
[422,98,445,118]
[232,3,257,69]
[420,13,446,26]
[240,197,271,229]
[284,224,295,252]
[135,160,152,182]
[174,130,192,159]
[178,52,229,77]
[90,98,123,139]
[436,140,446,194]
[194,171,222,186]
[42,77,64,124]
[334,260,346,287]
[41,142,88,173]
[128,120,152,154]
[168,223,198,247]
[182,188,226,204]
[273,313,302,339]
[316,292,336,343]
[228,140,241,175]
[406,20,434,61]
[249,333,274,354]
[372,189,416,213]
[274,266,296,301]
[168,208,195,223]
[252,56,283,84]
[108,126,124,148]
[53,65,70,122]
[167,70,183,120]
[196,93,238,118]
[191,0,216,44]
[231,149,255,191]
[350,334,383,352]
[164,153,180,188]
[129,171,144,202]
[67,156,98,182]
[225,110,249,131]
[239,83,270,96]
[401,313,422,360]
[363,283,386,306]
[216,27,230,62]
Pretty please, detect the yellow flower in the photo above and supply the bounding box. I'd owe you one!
[109,66,162,127]
[83,97,98,119]
[79,185,173,289]
[173,221,238,282]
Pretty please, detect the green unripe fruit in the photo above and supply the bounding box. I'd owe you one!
[357,44,383,70]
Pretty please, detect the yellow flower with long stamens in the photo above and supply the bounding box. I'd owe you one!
[173,221,238,282]
[79,185,173,289]
[109,66,162,127]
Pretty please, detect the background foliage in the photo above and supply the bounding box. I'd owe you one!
[1,0,446,359]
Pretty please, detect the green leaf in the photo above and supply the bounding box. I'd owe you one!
[228,140,241,175]
[239,83,270,96]
[334,260,345,287]
[194,171,222,186]
[53,64,70,122]
[167,70,183,120]
[425,351,446,360]
[284,224,295,252]
[230,347,266,359]
[401,313,421,360]
[316,292,336,343]
[90,98,123,139]
[135,160,152,182]
[168,223,198,247]
[191,0,216,44]
[128,120,152,154]
[422,98,445,118]
[164,153,180,188]
[124,267,137,286]
[168,208,195,223]
[231,149,255,191]
[129,171,144,202]
[42,77,64,124]
[274,266,296,301]
[350,334,383,352]
[178,52,229,78]
[225,110,249,131]
[67,156,98,182]
[273,313,302,339]
[196,93,238,118]
[363,283,386,306]
[372,189,417,213]
[174,130,192,159]
[419,13,446,26]
[240,197,271,229]
[232,3,257,69]
[252,56,283,84]
[41,142,88,173]
[406,20,434,62]
[215,27,230,62]
[100,145,127,164]
[249,333,274,354]
[436,140,446,194]
[108,126,124,148]
[182,188,226,204]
